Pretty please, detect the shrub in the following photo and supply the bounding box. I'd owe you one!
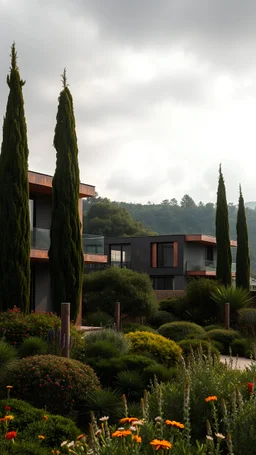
[158,321,206,342]
[83,311,114,328]
[148,310,177,328]
[0,355,100,417]
[82,389,124,423]
[0,398,81,448]
[205,329,241,354]
[1,441,49,455]
[122,323,156,334]
[177,339,220,359]
[84,340,120,360]
[238,308,256,337]
[185,278,221,324]
[204,324,224,332]
[211,286,253,325]
[230,338,250,357]
[18,336,48,358]
[115,370,147,400]
[125,331,182,367]
[233,400,256,455]
[143,364,177,383]
[159,296,187,317]
[0,341,17,371]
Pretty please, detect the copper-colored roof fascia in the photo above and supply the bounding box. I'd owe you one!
[185,235,237,247]
[28,171,95,198]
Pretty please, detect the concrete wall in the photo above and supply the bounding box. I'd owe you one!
[183,243,217,268]
[34,262,52,312]
[34,194,52,229]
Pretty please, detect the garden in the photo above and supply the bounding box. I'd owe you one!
[1,278,256,454]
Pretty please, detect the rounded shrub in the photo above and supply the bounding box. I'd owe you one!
[125,331,182,367]
[149,310,178,328]
[0,355,100,416]
[83,311,114,328]
[122,323,156,334]
[230,338,250,357]
[205,329,241,354]
[177,339,220,359]
[18,336,48,358]
[159,296,187,317]
[143,364,177,383]
[158,321,206,342]
[84,340,120,361]
[204,324,225,332]
[85,329,130,354]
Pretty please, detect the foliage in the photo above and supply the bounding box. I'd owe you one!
[82,389,124,422]
[18,336,48,357]
[0,43,30,312]
[236,185,250,290]
[158,321,206,342]
[0,398,80,448]
[148,310,177,328]
[0,355,100,417]
[49,72,84,321]
[83,198,155,237]
[83,311,114,328]
[122,323,156,334]
[1,441,49,455]
[125,331,182,367]
[238,307,256,325]
[211,285,253,325]
[0,341,17,372]
[83,267,157,318]
[143,364,177,383]
[158,296,187,318]
[204,324,224,332]
[230,338,249,357]
[115,370,146,400]
[232,400,256,455]
[205,329,241,354]
[177,339,220,359]
[84,340,121,361]
[185,279,221,324]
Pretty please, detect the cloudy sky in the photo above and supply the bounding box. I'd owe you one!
[1,0,256,204]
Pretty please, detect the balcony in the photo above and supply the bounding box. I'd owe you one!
[30,228,104,255]
[185,260,236,276]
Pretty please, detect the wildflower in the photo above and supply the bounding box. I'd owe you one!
[206,435,213,441]
[215,433,225,439]
[99,416,109,422]
[117,427,125,430]
[133,420,144,426]
[42,415,48,421]
[6,386,13,389]
[67,441,75,448]
[248,382,254,393]
[112,430,132,438]
[0,417,6,421]
[5,431,17,439]
[4,415,14,421]
[5,406,11,411]
[205,396,217,403]
[61,441,68,447]
[133,435,142,443]
[150,439,172,450]
[166,420,184,429]
[155,416,162,422]
[77,434,85,440]
[95,430,102,436]
[120,417,138,424]
[38,435,45,440]
[130,425,136,431]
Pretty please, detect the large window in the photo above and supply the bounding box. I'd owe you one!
[157,243,174,267]
[151,276,174,290]
[110,245,131,268]
[29,199,34,230]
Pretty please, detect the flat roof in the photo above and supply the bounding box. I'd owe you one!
[28,170,95,198]
[104,233,237,247]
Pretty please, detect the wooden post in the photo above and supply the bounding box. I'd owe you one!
[115,302,121,332]
[225,302,230,330]
[61,302,70,358]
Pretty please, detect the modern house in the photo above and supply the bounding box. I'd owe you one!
[29,171,107,318]
[104,234,237,298]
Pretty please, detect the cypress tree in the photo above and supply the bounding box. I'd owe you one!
[49,70,84,321]
[215,164,232,287]
[0,44,30,312]
[236,185,250,290]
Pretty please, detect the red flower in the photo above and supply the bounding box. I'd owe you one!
[5,406,11,411]
[248,382,254,393]
[5,431,17,440]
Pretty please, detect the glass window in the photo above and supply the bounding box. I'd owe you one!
[29,199,34,230]
[110,245,131,268]
[110,246,121,267]
[157,243,174,267]
[151,276,174,290]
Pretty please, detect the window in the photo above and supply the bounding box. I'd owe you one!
[151,276,174,290]
[157,243,174,267]
[206,246,214,262]
[110,245,131,268]
[29,199,34,230]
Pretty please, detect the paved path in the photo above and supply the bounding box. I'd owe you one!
[220,355,256,370]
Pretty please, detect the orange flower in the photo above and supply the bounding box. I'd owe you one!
[166,420,184,429]
[133,435,142,443]
[77,434,85,440]
[0,417,6,422]
[205,396,217,403]
[120,417,138,424]
[42,415,48,421]
[38,435,45,440]
[5,431,17,440]
[112,430,132,438]
[6,386,13,389]
[4,415,14,421]
[150,439,172,451]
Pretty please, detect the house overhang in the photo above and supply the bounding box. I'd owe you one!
[28,170,95,198]
[185,235,237,247]
[30,249,108,264]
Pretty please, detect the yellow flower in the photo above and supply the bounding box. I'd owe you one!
[150,439,172,451]
[205,396,217,403]
[6,386,13,389]
[133,435,142,443]
[112,430,132,438]
[166,420,184,429]
[120,417,138,424]
[38,435,45,440]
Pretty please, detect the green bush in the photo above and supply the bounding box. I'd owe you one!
[177,339,220,359]
[158,321,206,342]
[143,364,177,383]
[122,323,156,334]
[1,441,49,455]
[204,324,224,332]
[185,278,221,324]
[0,341,17,371]
[83,389,123,422]
[84,340,120,360]
[115,370,147,400]
[230,338,250,357]
[205,329,241,354]
[83,311,114,327]
[211,286,253,325]
[18,336,48,358]
[0,398,81,448]
[0,355,100,417]
[125,331,182,367]
[238,308,256,337]
[233,400,256,455]
[159,296,187,317]
[148,310,177,328]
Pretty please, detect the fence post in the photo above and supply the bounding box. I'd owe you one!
[115,302,121,332]
[225,302,230,330]
[61,302,70,358]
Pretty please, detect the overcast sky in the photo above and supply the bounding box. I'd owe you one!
[1,0,256,204]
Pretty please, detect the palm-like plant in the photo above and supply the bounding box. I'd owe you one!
[211,286,253,325]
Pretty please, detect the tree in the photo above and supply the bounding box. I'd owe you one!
[0,44,30,312]
[236,185,250,290]
[48,70,84,321]
[83,267,157,318]
[215,165,232,286]
[180,194,196,208]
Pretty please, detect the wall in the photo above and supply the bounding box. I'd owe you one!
[34,263,52,312]
[154,289,185,300]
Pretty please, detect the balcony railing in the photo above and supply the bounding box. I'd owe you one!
[185,260,236,273]
[30,228,104,255]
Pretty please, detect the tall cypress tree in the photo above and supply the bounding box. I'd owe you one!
[49,70,84,321]
[0,44,30,312]
[215,164,232,287]
[236,185,250,290]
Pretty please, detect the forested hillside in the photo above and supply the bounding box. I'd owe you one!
[83,195,256,275]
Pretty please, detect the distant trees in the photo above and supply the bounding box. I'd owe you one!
[215,165,232,287]
[236,185,250,290]
[49,71,84,321]
[0,44,30,312]
[180,194,196,208]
